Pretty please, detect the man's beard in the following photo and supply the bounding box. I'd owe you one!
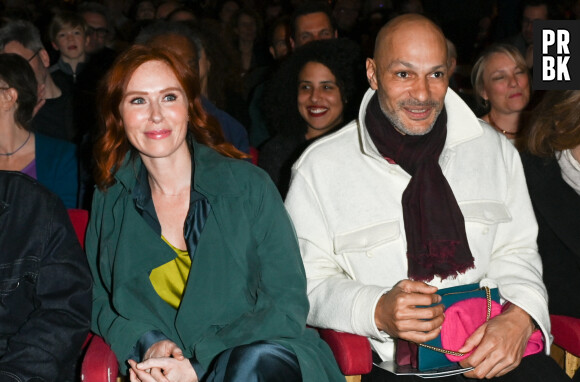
[379,98,443,136]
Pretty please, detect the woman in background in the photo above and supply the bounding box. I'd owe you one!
[0,53,78,208]
[520,90,580,318]
[86,45,342,381]
[259,38,365,198]
[471,43,530,144]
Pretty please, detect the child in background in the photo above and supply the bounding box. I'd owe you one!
[49,11,88,90]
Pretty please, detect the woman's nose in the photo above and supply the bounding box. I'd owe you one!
[149,103,163,123]
[310,87,320,102]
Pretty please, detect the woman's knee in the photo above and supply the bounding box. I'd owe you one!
[223,341,301,382]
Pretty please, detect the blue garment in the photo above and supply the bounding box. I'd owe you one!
[35,133,78,208]
[201,97,250,154]
[206,341,300,381]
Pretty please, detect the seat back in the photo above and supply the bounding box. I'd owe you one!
[67,209,120,381]
[67,209,89,249]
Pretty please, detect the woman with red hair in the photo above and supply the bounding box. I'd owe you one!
[86,45,342,382]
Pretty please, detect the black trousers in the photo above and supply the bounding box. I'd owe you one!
[362,353,571,382]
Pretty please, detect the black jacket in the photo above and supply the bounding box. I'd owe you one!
[521,153,580,318]
[0,171,92,381]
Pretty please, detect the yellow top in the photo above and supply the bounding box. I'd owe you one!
[149,237,191,309]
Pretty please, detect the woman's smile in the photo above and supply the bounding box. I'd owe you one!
[144,129,172,139]
[298,62,344,138]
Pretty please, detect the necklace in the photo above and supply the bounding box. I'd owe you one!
[488,114,517,137]
[0,131,32,156]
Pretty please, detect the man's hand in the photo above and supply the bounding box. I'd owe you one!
[375,279,444,343]
[459,304,535,379]
[128,358,198,382]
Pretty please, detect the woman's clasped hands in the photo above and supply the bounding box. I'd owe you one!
[128,340,198,382]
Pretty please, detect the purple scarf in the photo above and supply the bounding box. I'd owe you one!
[365,94,474,281]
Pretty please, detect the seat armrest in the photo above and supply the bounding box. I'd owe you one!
[317,328,373,375]
[81,334,119,382]
[551,314,580,357]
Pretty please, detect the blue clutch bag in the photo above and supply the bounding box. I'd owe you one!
[396,283,500,372]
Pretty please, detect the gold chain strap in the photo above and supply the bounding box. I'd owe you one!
[417,286,492,356]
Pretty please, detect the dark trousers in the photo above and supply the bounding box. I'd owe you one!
[202,341,301,382]
[362,353,570,382]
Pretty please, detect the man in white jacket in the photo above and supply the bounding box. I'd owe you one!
[285,14,568,381]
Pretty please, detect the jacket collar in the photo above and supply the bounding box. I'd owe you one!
[359,88,482,161]
[114,138,241,199]
[50,59,86,77]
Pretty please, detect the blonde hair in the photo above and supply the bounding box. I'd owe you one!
[471,44,528,109]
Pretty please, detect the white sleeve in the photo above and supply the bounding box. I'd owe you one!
[285,169,389,341]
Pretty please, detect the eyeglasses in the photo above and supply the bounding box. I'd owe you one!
[27,49,41,63]
[87,26,109,37]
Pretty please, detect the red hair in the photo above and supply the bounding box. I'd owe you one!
[94,44,247,190]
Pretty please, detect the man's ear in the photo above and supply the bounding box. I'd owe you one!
[51,41,60,52]
[289,37,295,52]
[39,49,51,69]
[366,58,378,90]
[448,57,456,77]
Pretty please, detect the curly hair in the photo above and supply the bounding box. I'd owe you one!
[524,90,580,157]
[93,45,246,190]
[263,37,365,137]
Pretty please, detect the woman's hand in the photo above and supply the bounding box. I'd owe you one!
[128,358,198,382]
[144,340,185,361]
[139,340,185,380]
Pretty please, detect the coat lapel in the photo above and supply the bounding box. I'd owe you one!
[174,142,257,344]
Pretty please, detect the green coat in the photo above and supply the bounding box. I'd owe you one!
[86,141,342,381]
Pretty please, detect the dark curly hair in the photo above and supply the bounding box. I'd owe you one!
[263,38,365,137]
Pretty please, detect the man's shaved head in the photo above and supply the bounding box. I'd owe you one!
[373,14,447,64]
[366,14,449,136]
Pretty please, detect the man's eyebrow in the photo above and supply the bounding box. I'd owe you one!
[387,60,447,72]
